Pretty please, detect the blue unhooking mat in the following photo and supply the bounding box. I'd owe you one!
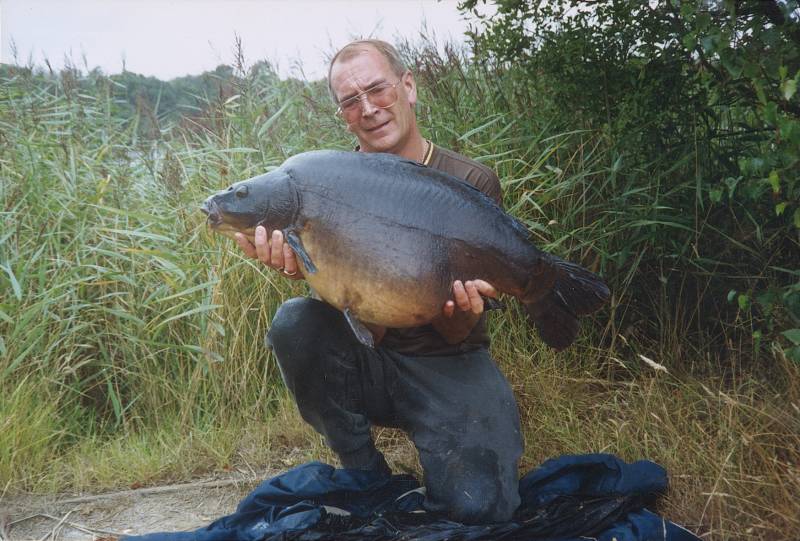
[123,454,700,541]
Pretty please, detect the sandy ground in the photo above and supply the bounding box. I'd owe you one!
[0,473,271,541]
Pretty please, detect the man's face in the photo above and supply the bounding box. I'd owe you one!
[329,47,417,154]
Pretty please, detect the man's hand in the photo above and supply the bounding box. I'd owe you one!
[432,279,497,344]
[234,226,304,280]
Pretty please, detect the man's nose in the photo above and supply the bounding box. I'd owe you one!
[359,95,378,116]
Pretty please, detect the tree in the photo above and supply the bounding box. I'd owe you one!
[461,0,800,361]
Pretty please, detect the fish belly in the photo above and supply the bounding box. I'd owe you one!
[298,224,450,328]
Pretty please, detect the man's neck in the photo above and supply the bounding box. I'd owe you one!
[393,133,427,162]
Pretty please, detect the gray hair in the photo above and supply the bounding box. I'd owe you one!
[327,40,407,103]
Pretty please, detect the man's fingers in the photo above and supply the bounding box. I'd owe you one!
[254,226,271,264]
[271,230,284,268]
[453,280,471,311]
[243,226,300,278]
[442,300,455,318]
[282,242,298,275]
[471,279,497,299]
[464,281,484,314]
[234,232,257,259]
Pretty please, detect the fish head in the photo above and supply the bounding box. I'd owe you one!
[201,170,294,242]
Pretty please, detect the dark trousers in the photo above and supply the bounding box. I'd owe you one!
[267,297,523,524]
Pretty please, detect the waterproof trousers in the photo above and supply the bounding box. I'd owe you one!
[267,297,523,524]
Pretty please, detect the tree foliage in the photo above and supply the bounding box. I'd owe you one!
[461,0,800,362]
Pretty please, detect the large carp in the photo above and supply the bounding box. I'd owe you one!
[201,150,609,350]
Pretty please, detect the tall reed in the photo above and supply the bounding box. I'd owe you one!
[1,43,797,538]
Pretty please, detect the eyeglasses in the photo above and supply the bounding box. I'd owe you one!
[336,79,401,123]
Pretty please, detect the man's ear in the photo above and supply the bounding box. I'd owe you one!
[403,70,417,107]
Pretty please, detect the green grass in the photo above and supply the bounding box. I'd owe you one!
[1,47,798,540]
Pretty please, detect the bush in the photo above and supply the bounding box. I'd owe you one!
[459,0,800,363]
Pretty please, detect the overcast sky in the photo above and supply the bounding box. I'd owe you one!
[0,0,491,81]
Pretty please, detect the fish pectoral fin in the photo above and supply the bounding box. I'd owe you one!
[284,229,317,274]
[343,308,375,348]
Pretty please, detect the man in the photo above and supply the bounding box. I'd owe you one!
[234,40,523,524]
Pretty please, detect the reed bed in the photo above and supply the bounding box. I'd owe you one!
[1,46,797,539]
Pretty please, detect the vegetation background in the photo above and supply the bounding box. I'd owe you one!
[1,0,798,539]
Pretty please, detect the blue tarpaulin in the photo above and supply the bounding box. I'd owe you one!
[124,454,700,541]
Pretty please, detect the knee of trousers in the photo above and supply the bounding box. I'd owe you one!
[428,445,521,524]
[266,297,347,392]
[439,470,519,524]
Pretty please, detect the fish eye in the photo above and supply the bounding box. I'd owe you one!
[235,185,249,198]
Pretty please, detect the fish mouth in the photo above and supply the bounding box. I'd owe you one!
[200,198,256,241]
[200,199,224,228]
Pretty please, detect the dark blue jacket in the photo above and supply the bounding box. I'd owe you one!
[124,454,700,541]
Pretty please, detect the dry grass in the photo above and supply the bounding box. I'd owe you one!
[255,329,800,540]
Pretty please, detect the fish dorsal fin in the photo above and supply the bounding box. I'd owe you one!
[343,308,374,348]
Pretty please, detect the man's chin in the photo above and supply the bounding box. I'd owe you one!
[360,134,399,154]
[358,123,398,148]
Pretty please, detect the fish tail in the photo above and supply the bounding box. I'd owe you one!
[522,257,610,351]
